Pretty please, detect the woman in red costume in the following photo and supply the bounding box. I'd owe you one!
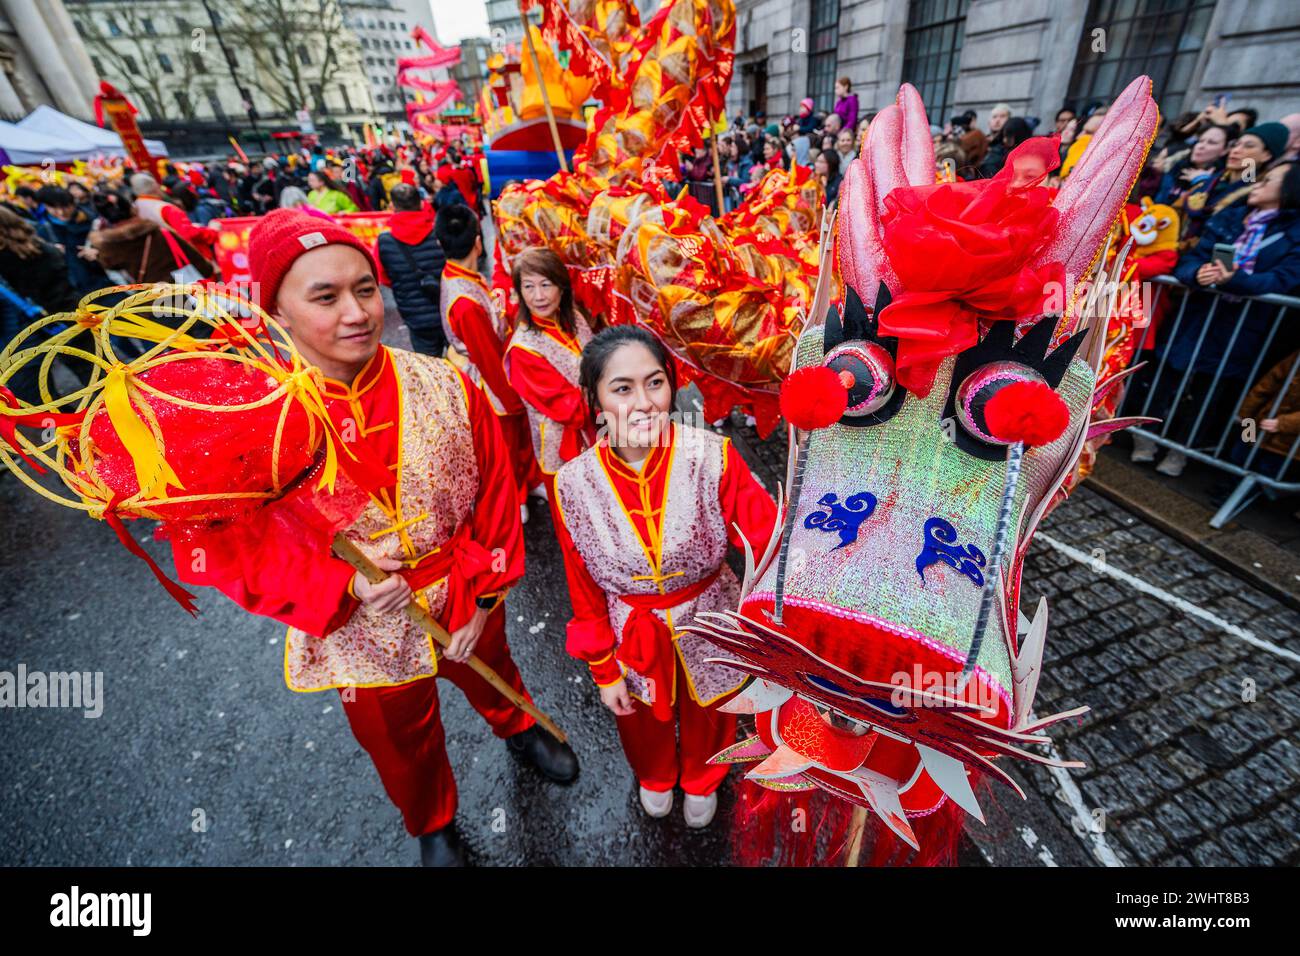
[435,205,542,521]
[175,210,579,867]
[553,326,777,827]
[502,248,595,513]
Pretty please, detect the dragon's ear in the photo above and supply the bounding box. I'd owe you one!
[824,282,890,352]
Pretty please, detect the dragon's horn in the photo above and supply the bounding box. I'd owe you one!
[1033,75,1160,318]
[837,83,934,305]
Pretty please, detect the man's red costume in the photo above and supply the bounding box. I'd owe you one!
[177,343,537,837]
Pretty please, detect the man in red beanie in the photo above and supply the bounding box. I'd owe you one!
[179,208,579,866]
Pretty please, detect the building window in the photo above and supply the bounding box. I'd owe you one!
[190,51,206,73]
[174,90,192,115]
[298,44,312,66]
[901,0,969,126]
[176,17,190,34]
[340,85,352,112]
[806,0,840,115]
[105,16,122,37]
[158,52,173,74]
[90,55,103,75]
[142,17,155,35]
[75,18,86,37]
[122,53,138,74]
[311,83,325,113]
[1066,0,1215,121]
[207,91,226,121]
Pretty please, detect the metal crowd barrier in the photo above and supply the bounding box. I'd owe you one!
[1121,275,1300,528]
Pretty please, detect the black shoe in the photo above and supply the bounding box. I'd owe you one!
[506,725,579,784]
[418,823,466,867]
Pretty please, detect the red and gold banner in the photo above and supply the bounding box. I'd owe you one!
[93,81,161,178]
[211,212,393,286]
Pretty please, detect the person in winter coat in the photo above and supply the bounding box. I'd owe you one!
[129,173,218,266]
[1230,350,1300,482]
[1150,160,1300,476]
[85,189,215,285]
[374,183,448,356]
[832,77,859,134]
[33,185,107,296]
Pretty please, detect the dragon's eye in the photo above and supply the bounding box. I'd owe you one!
[824,341,895,417]
[955,361,1046,445]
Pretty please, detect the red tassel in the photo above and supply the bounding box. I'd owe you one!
[779,366,848,431]
[103,497,199,617]
[985,380,1069,446]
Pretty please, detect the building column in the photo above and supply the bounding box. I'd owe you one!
[3,0,92,118]
[40,0,101,114]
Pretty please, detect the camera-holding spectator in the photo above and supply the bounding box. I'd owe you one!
[1151,161,1300,477]
[374,182,449,358]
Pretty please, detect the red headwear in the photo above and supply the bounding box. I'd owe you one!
[247,209,377,312]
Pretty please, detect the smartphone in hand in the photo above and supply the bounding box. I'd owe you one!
[1211,242,1236,272]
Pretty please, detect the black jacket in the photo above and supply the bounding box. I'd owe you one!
[376,219,447,334]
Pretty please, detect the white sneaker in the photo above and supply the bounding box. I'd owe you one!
[519,503,529,525]
[1130,434,1157,463]
[639,786,673,818]
[1156,450,1187,477]
[683,792,718,828]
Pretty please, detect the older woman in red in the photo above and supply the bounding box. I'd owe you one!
[502,247,595,510]
[553,326,778,827]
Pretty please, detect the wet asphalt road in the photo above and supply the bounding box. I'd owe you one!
[4,297,1298,867]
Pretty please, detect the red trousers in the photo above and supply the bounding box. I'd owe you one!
[340,607,535,836]
[615,656,737,796]
[498,411,542,504]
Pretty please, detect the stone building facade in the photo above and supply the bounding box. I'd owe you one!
[730,0,1300,131]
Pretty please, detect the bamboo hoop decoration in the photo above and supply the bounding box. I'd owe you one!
[331,535,568,744]
[0,283,357,522]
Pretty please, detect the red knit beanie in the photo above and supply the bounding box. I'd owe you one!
[247,208,377,312]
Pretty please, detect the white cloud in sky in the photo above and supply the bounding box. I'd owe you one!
[429,0,490,43]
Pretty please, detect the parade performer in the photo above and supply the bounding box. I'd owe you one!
[682,77,1160,863]
[436,205,541,518]
[554,326,777,826]
[180,210,579,865]
[503,247,596,509]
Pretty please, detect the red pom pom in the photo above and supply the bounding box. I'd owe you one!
[984,380,1070,446]
[780,366,849,430]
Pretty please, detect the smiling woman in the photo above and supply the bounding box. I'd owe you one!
[551,324,778,830]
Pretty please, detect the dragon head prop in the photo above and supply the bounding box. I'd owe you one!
[685,78,1160,851]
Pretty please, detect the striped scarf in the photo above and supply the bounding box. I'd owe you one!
[1234,208,1279,274]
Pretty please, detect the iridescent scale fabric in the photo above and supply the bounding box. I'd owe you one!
[745,325,1096,702]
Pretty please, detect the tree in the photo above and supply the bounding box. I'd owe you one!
[222,0,360,117]
[76,6,194,120]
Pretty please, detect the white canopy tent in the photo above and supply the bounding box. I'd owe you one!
[0,104,169,165]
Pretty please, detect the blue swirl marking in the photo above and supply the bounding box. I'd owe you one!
[803,491,877,549]
[915,517,987,587]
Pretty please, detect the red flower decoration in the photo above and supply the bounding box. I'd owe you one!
[878,136,1065,398]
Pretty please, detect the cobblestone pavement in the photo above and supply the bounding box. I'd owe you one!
[734,416,1300,867]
